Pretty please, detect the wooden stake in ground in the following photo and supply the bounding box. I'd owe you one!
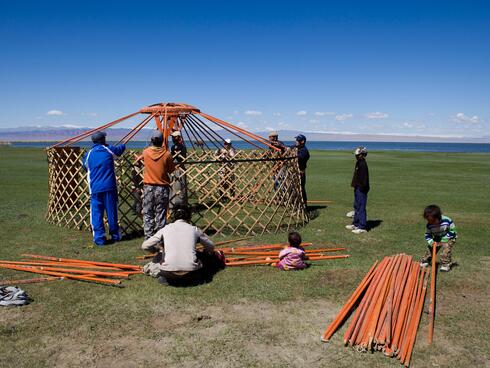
[428,242,438,344]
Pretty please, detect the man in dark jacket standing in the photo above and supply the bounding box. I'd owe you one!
[82,131,126,245]
[294,134,310,205]
[346,146,369,234]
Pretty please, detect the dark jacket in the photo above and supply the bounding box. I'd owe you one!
[82,144,126,194]
[297,146,310,171]
[171,143,187,163]
[351,158,370,194]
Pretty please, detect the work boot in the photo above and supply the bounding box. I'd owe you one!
[345,224,357,230]
[352,228,367,234]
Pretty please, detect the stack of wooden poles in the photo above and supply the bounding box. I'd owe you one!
[221,242,349,266]
[0,254,142,286]
[321,254,428,367]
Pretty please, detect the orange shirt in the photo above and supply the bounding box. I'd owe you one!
[142,147,175,185]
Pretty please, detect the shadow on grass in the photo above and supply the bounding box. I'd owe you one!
[307,205,327,220]
[367,219,383,231]
[152,251,225,287]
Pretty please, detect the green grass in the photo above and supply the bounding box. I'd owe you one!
[0,147,489,367]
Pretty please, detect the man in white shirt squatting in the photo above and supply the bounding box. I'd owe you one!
[141,205,219,286]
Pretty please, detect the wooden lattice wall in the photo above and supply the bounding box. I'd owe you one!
[46,147,308,236]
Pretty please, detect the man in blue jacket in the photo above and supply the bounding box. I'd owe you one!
[82,131,126,245]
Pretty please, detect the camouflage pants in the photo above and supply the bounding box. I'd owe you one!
[169,168,188,210]
[143,185,170,239]
[420,239,455,266]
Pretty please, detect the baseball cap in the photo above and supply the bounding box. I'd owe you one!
[295,134,306,142]
[171,130,181,137]
[354,146,368,155]
[224,138,232,144]
[268,131,278,137]
[91,131,107,144]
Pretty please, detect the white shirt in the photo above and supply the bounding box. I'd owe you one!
[141,220,214,272]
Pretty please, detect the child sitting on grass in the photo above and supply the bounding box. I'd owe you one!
[275,231,309,270]
[420,204,457,272]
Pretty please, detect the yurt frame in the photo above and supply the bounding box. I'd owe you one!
[45,103,308,236]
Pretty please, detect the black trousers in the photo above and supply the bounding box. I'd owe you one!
[300,171,307,204]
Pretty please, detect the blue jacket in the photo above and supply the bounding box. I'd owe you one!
[82,144,126,194]
[297,146,310,171]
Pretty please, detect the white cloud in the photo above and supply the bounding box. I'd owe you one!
[245,110,262,116]
[454,112,480,124]
[272,112,281,117]
[86,112,97,117]
[366,111,389,120]
[335,113,353,121]
[296,110,307,116]
[237,121,248,128]
[309,119,319,123]
[403,122,414,128]
[315,111,335,116]
[58,124,84,129]
[265,127,275,131]
[47,109,65,116]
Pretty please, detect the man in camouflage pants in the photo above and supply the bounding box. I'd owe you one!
[136,130,175,239]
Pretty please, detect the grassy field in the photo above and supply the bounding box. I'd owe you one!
[0,147,489,368]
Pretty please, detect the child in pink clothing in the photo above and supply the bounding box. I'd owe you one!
[276,231,309,270]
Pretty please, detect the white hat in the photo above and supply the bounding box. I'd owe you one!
[224,138,232,144]
[354,146,368,155]
[171,131,181,137]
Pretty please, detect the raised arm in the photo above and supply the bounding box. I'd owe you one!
[109,143,126,157]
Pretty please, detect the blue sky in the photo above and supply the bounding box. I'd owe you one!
[1,1,489,138]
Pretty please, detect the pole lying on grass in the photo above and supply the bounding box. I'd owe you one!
[218,242,313,253]
[226,254,349,266]
[221,247,346,257]
[135,237,255,260]
[0,264,122,285]
[0,276,64,286]
[21,254,141,271]
[0,260,127,270]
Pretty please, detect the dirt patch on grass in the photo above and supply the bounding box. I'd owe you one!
[39,299,342,368]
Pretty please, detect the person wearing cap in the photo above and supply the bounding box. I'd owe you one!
[170,130,188,209]
[346,147,370,234]
[293,134,310,205]
[82,131,126,245]
[268,131,285,153]
[136,130,176,239]
[215,139,237,200]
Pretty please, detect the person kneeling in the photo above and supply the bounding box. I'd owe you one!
[141,205,223,286]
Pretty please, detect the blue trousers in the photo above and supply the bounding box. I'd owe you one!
[353,188,367,230]
[90,190,120,245]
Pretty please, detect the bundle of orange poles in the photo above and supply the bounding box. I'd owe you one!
[321,254,428,367]
[0,254,143,286]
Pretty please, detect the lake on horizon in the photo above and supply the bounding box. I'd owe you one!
[7,141,490,153]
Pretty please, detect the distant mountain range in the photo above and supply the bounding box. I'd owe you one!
[0,125,489,143]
